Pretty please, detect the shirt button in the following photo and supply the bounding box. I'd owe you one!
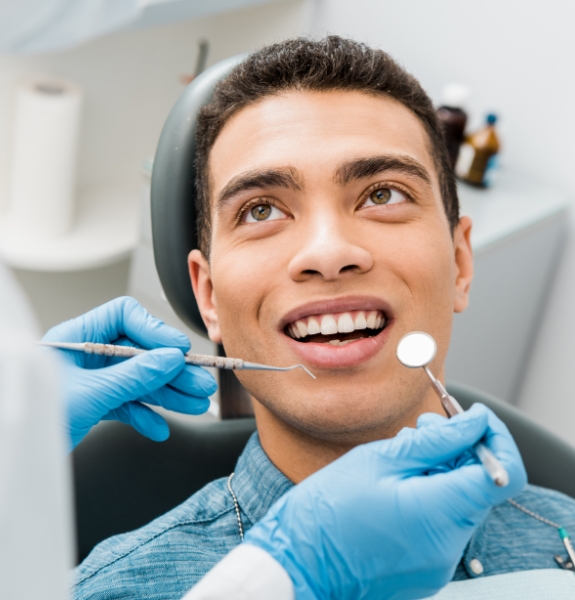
[469,558,484,575]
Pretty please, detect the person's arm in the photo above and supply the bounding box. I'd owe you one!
[183,405,526,600]
[42,296,217,449]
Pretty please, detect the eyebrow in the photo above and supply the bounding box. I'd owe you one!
[216,167,303,210]
[333,155,432,187]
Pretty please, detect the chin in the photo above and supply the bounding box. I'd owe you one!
[254,385,414,444]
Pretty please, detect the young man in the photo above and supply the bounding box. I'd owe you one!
[75,37,575,599]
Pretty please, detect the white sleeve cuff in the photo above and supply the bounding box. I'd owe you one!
[181,543,295,600]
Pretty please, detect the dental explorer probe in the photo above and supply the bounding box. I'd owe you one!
[396,331,509,487]
[38,341,316,379]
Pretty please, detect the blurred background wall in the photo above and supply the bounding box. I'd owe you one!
[1,0,311,328]
[311,0,575,445]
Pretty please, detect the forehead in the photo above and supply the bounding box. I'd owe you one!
[209,89,438,193]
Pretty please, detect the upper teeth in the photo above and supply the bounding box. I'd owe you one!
[287,310,385,340]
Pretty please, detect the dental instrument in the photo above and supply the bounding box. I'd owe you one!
[38,341,316,379]
[396,331,509,487]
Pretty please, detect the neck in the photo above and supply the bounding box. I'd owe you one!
[253,379,445,484]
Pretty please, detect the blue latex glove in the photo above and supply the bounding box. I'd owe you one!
[245,404,527,600]
[42,297,217,449]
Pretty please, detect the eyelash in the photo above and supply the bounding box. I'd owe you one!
[235,197,285,224]
[359,181,415,207]
[235,181,414,223]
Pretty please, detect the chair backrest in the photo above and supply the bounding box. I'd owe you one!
[151,55,244,336]
[73,382,575,563]
[73,417,256,563]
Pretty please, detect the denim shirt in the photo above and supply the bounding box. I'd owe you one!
[74,433,575,600]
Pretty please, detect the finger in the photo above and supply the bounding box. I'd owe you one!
[426,448,478,476]
[416,412,448,428]
[413,406,526,503]
[143,387,211,415]
[87,348,186,413]
[417,412,472,473]
[118,297,191,351]
[417,405,525,487]
[476,405,527,496]
[371,404,490,475]
[42,297,191,353]
[429,450,525,520]
[104,402,170,441]
[169,365,218,397]
[103,340,217,396]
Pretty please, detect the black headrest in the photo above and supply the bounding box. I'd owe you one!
[151,55,244,337]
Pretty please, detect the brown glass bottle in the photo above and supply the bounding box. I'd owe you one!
[437,84,469,168]
[456,114,500,187]
[437,106,467,168]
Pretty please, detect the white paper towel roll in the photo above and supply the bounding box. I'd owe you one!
[7,79,83,239]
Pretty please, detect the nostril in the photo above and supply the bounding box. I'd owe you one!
[340,264,358,273]
[302,269,321,276]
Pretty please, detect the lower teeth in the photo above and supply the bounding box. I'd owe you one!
[328,339,360,346]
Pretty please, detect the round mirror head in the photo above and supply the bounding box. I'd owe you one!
[396,331,437,368]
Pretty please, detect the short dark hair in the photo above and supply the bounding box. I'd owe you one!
[195,36,458,257]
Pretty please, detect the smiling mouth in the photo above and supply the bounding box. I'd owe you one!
[285,310,387,346]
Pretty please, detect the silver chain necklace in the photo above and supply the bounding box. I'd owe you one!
[227,473,575,569]
[506,498,575,570]
[227,472,244,541]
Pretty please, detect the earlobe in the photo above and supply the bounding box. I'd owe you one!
[188,249,222,343]
[453,216,474,314]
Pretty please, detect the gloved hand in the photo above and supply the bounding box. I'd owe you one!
[244,404,527,600]
[42,297,217,449]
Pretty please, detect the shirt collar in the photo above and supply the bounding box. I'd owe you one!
[232,432,294,527]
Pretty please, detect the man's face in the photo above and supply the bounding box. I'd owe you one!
[190,90,473,443]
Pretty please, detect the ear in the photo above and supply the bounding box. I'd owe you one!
[188,249,222,343]
[453,216,474,314]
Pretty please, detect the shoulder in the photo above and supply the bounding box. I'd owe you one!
[455,484,575,580]
[511,485,575,523]
[74,477,242,600]
[484,484,575,540]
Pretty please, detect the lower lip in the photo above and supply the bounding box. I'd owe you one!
[283,323,392,369]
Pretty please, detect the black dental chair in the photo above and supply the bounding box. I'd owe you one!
[72,56,575,563]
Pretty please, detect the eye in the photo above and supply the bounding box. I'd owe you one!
[243,202,287,223]
[362,187,408,208]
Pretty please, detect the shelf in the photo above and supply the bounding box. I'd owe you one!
[0,181,139,272]
[458,172,570,254]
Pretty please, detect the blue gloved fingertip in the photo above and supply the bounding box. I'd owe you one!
[417,412,448,428]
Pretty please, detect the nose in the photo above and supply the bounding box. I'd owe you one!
[287,213,374,282]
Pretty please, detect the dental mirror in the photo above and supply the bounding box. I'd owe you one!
[396,331,437,368]
[395,330,509,487]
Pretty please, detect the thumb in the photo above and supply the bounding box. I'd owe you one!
[375,404,490,476]
[87,348,185,412]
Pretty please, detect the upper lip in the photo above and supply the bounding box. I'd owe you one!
[279,295,394,330]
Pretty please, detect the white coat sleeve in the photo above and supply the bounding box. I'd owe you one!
[181,544,295,600]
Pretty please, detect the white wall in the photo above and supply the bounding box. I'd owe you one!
[2,0,311,331]
[0,0,311,207]
[313,0,575,446]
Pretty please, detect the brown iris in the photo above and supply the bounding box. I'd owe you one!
[370,188,392,204]
[251,204,272,221]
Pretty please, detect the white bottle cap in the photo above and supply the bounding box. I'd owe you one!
[441,83,470,109]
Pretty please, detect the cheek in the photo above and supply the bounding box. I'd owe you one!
[374,226,455,316]
[210,246,284,349]
[397,231,456,360]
